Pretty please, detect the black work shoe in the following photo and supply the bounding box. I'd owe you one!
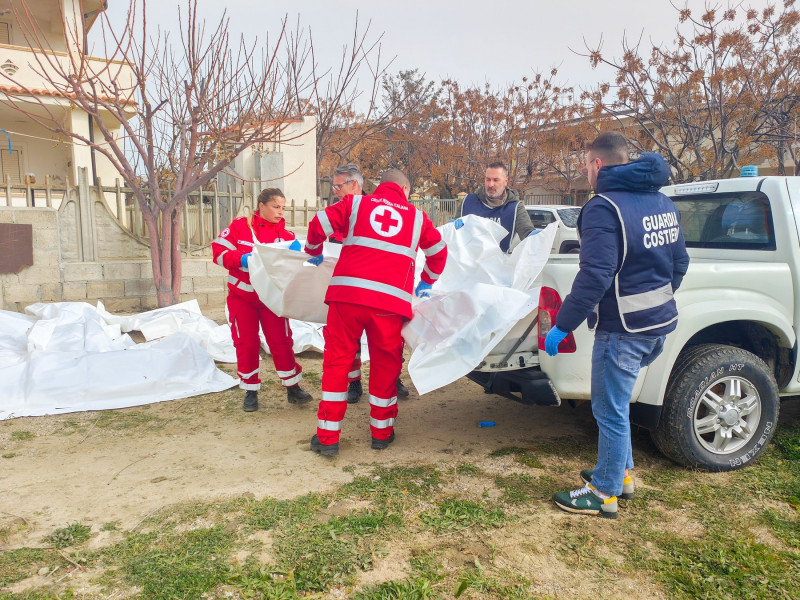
[310,434,339,456]
[371,431,395,450]
[347,380,363,404]
[396,378,410,397]
[242,390,258,412]
[286,384,312,405]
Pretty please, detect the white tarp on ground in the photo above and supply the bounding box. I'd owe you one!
[0,302,238,420]
[247,215,556,395]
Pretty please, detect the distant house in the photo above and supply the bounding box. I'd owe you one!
[0,1,136,197]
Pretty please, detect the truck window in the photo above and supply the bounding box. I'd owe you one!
[670,192,775,250]
[527,210,556,229]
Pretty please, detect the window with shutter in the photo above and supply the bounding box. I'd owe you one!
[1,149,23,185]
[0,23,10,45]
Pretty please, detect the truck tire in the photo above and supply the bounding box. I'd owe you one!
[651,344,779,471]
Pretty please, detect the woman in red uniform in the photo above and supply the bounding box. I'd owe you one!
[212,188,312,411]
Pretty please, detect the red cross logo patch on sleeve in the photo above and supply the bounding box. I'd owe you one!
[369,205,403,238]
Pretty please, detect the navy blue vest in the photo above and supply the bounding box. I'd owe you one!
[460,194,518,252]
[591,192,681,333]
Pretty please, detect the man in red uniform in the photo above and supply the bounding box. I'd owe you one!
[329,163,410,403]
[212,188,312,412]
[304,169,447,456]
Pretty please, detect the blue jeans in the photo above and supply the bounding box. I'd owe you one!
[590,331,665,497]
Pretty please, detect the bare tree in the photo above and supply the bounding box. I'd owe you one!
[579,2,800,182]
[1,0,313,307]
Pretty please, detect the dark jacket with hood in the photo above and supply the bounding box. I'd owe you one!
[556,153,690,336]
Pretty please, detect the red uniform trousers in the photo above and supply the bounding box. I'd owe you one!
[317,301,404,444]
[227,292,302,391]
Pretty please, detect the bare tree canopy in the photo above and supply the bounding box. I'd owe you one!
[579,1,800,181]
[1,0,316,306]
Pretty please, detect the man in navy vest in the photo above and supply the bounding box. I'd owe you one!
[545,132,689,519]
[460,161,534,252]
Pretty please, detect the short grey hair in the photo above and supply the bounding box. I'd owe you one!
[333,163,363,188]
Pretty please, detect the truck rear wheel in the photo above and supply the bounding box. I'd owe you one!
[652,344,779,471]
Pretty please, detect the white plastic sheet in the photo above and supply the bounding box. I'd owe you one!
[403,215,557,394]
[97,299,236,363]
[0,302,238,420]
[249,241,341,323]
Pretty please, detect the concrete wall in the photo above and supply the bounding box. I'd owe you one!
[0,203,229,313]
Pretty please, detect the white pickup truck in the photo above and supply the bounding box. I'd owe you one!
[468,174,800,471]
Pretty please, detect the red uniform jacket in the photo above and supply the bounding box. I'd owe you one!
[305,182,447,319]
[212,212,295,300]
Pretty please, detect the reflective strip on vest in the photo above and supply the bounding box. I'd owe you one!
[423,239,446,256]
[214,237,237,251]
[423,263,440,281]
[370,417,395,429]
[348,370,361,379]
[369,395,397,408]
[329,276,412,303]
[344,235,418,259]
[318,419,342,431]
[215,250,227,267]
[238,368,259,379]
[322,391,348,402]
[316,210,334,238]
[617,282,673,316]
[597,193,678,332]
[347,195,363,238]
[410,208,423,250]
[228,275,254,293]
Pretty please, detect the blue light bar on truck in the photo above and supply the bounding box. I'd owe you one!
[740,166,759,177]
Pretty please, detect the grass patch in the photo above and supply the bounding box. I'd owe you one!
[102,526,233,600]
[0,548,64,587]
[456,463,482,477]
[302,370,322,387]
[2,453,16,459]
[417,499,506,532]
[10,431,34,441]
[352,579,436,599]
[95,409,168,431]
[488,446,545,469]
[43,523,91,549]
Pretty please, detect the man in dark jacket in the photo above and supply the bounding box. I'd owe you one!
[545,132,690,519]
[460,161,535,252]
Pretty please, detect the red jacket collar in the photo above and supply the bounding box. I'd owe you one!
[251,211,284,228]
[371,181,408,203]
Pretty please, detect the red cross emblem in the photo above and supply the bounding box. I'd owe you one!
[369,205,402,238]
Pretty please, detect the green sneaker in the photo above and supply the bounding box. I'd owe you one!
[580,469,635,499]
[553,484,618,519]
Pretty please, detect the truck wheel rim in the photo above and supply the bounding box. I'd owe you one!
[692,376,761,455]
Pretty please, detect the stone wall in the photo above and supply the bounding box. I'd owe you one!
[0,204,229,313]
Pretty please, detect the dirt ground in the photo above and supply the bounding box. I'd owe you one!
[1,305,763,599]
[0,347,608,543]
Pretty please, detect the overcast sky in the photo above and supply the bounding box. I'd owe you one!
[103,0,776,94]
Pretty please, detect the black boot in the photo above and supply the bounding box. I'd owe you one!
[242,390,258,412]
[396,378,410,398]
[371,431,395,450]
[287,384,312,405]
[347,380,363,404]
[311,434,339,456]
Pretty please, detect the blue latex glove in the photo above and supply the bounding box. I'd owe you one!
[544,326,568,356]
[449,217,464,230]
[240,253,251,268]
[288,239,301,251]
[527,229,541,237]
[415,281,432,298]
[306,254,324,266]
